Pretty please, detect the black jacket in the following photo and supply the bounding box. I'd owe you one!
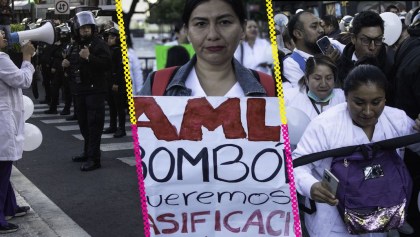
[393,37,420,119]
[109,45,125,89]
[336,43,395,102]
[67,36,111,95]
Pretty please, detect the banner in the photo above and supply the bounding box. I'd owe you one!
[135,96,295,237]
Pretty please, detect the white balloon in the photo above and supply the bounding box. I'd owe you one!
[380,12,402,46]
[23,123,43,151]
[285,107,311,147]
[22,95,34,121]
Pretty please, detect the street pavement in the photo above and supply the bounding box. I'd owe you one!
[7,88,145,236]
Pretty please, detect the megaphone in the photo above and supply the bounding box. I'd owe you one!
[9,21,56,45]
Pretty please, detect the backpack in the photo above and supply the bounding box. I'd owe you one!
[150,66,276,97]
[293,133,420,235]
[331,144,412,234]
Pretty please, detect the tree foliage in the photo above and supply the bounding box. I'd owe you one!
[147,0,184,24]
[146,0,269,24]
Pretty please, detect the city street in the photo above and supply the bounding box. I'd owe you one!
[8,88,145,237]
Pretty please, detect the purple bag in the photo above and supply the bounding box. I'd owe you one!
[331,144,413,235]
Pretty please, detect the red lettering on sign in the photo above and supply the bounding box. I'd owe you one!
[242,209,265,234]
[223,211,242,233]
[157,213,179,234]
[148,214,161,235]
[266,210,285,236]
[135,97,179,141]
[180,98,246,140]
[191,211,210,232]
[247,98,280,141]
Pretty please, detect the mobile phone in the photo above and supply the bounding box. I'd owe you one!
[322,169,339,196]
[316,36,332,55]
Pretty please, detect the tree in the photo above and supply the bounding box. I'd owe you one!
[146,0,184,25]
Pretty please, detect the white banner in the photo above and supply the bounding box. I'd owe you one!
[135,96,295,237]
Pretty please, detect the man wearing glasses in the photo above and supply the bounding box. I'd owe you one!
[336,10,395,98]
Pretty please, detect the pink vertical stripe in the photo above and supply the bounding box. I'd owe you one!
[281,124,302,237]
[131,124,150,237]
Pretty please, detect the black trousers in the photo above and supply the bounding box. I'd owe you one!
[0,161,17,226]
[62,76,72,112]
[106,86,127,130]
[41,66,52,102]
[74,93,105,161]
[49,72,64,111]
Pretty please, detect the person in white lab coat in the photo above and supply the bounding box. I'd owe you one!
[284,54,345,120]
[234,19,273,75]
[0,30,35,233]
[293,64,420,237]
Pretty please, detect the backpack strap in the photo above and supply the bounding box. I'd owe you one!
[151,66,180,96]
[293,133,420,168]
[240,42,244,65]
[374,133,420,150]
[250,69,276,97]
[289,51,306,72]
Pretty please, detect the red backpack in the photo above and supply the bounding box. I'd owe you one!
[150,66,276,97]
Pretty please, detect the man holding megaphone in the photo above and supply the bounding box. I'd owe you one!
[62,11,111,172]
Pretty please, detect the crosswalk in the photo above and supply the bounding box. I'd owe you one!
[32,104,137,167]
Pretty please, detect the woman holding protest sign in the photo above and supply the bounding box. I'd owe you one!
[140,0,275,97]
[284,54,345,120]
[292,64,420,237]
[0,30,34,233]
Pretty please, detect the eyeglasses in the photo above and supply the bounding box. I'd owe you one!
[358,36,384,46]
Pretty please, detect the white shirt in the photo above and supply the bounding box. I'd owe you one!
[293,103,416,237]
[282,49,313,87]
[185,67,245,97]
[128,48,144,95]
[234,37,273,75]
[284,88,345,120]
[283,39,345,88]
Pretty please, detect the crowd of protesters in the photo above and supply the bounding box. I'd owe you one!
[2,0,420,236]
[275,5,420,237]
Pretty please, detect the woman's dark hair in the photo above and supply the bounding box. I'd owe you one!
[336,31,352,45]
[165,46,190,68]
[321,15,339,31]
[343,64,388,96]
[385,4,399,12]
[298,54,337,92]
[182,0,246,27]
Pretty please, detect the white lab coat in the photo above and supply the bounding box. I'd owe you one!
[284,88,345,120]
[0,52,34,161]
[293,103,416,237]
[234,37,273,75]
